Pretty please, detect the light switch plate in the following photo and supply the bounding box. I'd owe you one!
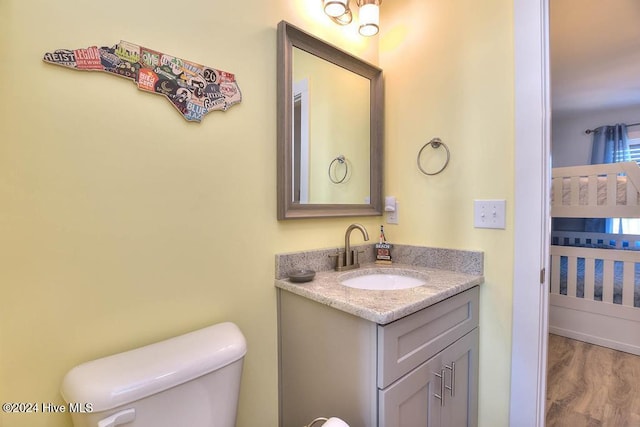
[386,202,399,224]
[474,199,506,229]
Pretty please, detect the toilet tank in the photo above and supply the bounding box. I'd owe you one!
[61,322,247,427]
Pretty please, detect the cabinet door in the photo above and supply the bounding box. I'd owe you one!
[378,354,443,427]
[378,328,478,427]
[440,329,479,427]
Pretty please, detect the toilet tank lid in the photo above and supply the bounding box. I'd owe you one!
[60,322,247,412]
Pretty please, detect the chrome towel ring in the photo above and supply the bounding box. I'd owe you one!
[417,137,450,176]
[328,155,348,183]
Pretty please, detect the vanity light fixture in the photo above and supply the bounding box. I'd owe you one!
[322,0,382,36]
[357,0,381,36]
[323,0,349,18]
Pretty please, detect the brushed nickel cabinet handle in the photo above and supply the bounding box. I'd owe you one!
[434,369,446,406]
[445,362,456,397]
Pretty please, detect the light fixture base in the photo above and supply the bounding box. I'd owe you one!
[330,8,353,25]
[356,0,382,5]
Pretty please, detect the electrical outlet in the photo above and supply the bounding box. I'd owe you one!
[474,199,506,229]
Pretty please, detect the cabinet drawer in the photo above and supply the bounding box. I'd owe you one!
[377,287,479,388]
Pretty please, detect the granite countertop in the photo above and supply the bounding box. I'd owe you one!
[275,245,484,325]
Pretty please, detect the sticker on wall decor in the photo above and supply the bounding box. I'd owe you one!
[43,41,242,122]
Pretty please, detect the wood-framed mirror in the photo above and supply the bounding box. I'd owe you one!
[277,21,383,220]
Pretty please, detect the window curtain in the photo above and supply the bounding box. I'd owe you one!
[590,123,630,164]
[589,123,632,233]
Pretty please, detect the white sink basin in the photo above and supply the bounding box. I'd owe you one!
[340,270,428,290]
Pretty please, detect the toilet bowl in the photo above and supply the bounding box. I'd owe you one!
[61,322,247,427]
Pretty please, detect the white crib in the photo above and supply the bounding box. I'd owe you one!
[550,162,640,355]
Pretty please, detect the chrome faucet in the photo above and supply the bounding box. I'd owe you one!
[332,223,369,271]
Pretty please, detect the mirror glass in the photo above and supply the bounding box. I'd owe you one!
[292,47,370,204]
[277,21,383,219]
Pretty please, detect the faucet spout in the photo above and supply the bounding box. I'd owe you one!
[344,223,369,269]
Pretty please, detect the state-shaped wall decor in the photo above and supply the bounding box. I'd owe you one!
[43,41,242,123]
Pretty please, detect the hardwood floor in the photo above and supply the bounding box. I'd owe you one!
[546,334,640,427]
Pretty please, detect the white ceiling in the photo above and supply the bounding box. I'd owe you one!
[550,0,640,115]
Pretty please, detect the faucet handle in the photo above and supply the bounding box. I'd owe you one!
[352,249,366,267]
[329,251,344,269]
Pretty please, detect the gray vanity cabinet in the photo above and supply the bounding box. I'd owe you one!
[278,286,479,427]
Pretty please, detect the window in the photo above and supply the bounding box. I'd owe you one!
[629,137,640,164]
[612,136,640,234]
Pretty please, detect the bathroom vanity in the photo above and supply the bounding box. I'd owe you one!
[275,245,483,427]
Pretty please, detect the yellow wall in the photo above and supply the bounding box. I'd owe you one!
[379,0,514,425]
[0,1,513,427]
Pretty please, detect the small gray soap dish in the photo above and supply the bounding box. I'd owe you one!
[288,269,316,283]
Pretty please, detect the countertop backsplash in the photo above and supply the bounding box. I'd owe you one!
[275,244,483,279]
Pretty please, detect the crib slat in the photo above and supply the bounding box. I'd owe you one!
[584,258,595,301]
[551,255,561,295]
[622,261,635,307]
[627,176,637,206]
[553,178,563,207]
[588,175,598,206]
[607,173,617,206]
[570,177,580,206]
[602,259,614,303]
[568,256,577,297]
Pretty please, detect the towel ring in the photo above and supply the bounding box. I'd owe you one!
[328,155,348,184]
[417,137,450,176]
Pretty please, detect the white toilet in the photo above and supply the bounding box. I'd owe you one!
[61,322,247,427]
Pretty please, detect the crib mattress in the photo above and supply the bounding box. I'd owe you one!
[557,256,640,308]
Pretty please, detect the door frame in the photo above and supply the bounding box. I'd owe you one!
[510,0,550,425]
